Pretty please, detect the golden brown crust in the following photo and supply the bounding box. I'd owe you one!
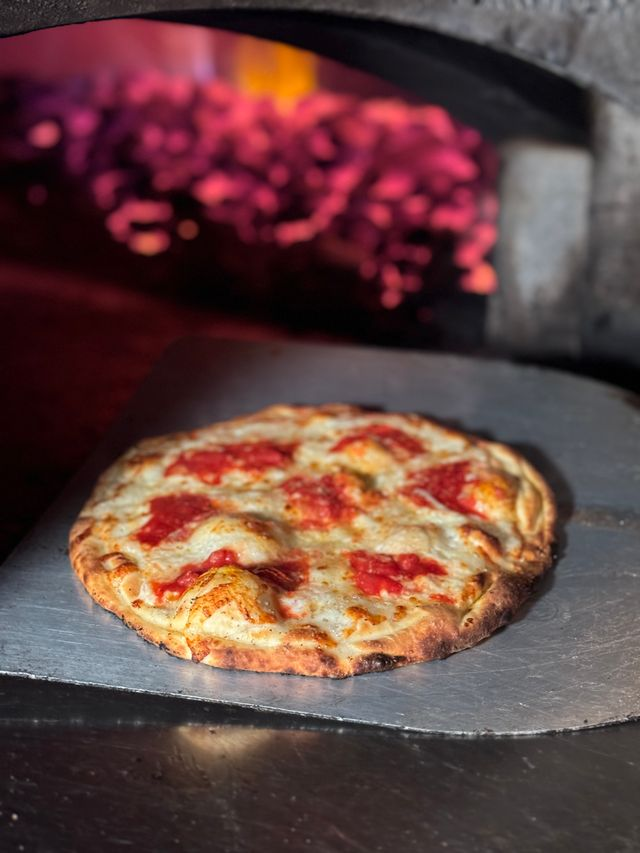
[70,528,544,678]
[69,403,556,678]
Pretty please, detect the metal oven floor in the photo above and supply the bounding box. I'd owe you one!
[1,338,638,735]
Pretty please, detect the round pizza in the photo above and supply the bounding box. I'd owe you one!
[69,404,555,677]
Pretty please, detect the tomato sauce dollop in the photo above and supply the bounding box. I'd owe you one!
[332,424,423,457]
[348,551,447,596]
[402,461,483,517]
[152,547,238,601]
[282,474,357,529]
[152,548,308,602]
[135,493,215,547]
[165,441,296,484]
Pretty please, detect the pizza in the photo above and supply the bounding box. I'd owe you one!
[69,404,555,677]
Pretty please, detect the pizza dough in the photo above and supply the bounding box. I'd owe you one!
[69,404,555,677]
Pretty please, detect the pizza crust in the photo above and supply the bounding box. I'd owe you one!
[69,404,556,678]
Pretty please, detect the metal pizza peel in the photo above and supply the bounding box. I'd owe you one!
[0,337,638,735]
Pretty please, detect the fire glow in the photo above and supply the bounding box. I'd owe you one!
[1,66,498,309]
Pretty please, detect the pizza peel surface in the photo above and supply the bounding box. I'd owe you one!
[69,404,555,677]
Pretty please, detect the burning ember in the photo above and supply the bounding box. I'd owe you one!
[0,70,497,317]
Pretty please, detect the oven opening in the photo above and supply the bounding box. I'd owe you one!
[0,19,499,350]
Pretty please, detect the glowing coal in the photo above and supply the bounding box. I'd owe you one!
[0,74,498,309]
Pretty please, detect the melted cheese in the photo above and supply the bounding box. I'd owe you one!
[84,406,546,654]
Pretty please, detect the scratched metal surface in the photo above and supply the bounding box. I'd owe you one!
[0,338,639,735]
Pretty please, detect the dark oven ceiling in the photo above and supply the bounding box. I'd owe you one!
[1,1,639,113]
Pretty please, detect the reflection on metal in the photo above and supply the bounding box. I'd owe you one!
[175,725,318,766]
